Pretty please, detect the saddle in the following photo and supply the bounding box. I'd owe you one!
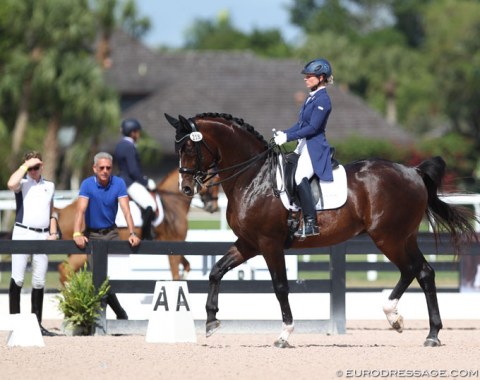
[283,147,339,208]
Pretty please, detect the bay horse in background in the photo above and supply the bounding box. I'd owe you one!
[166,112,477,348]
[56,168,220,284]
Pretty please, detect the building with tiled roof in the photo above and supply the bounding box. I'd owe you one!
[104,31,413,166]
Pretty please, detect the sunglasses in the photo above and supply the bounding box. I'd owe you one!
[27,165,41,172]
[98,166,112,171]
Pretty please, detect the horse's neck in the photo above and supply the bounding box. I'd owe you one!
[218,154,270,200]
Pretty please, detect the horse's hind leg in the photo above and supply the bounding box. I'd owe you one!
[180,255,191,277]
[205,243,254,337]
[168,255,181,280]
[383,270,415,333]
[416,259,442,346]
[383,241,442,346]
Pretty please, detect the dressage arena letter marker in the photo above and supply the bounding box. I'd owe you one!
[0,313,45,347]
[146,281,197,343]
[153,286,169,311]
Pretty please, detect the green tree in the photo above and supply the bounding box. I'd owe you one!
[423,0,480,143]
[184,11,291,57]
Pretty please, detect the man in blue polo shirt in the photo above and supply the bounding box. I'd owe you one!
[73,152,140,319]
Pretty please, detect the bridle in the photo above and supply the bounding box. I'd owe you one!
[176,118,274,188]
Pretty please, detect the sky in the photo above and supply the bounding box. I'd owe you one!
[135,0,302,48]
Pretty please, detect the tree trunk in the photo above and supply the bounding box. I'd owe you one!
[384,79,397,124]
[96,34,112,69]
[9,78,32,170]
[42,111,62,182]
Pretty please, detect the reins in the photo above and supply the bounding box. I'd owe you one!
[203,147,273,187]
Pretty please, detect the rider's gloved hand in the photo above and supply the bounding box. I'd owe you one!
[147,178,156,191]
[274,131,287,146]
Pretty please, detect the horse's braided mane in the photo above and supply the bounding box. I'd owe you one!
[195,112,268,147]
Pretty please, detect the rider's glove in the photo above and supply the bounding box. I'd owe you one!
[147,178,156,191]
[274,131,287,146]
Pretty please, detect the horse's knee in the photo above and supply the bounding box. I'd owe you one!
[209,265,223,282]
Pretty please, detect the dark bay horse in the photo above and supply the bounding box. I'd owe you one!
[56,168,219,284]
[166,112,477,348]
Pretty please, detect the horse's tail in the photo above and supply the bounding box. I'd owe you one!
[417,156,478,254]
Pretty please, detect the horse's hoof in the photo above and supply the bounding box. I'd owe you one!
[424,338,441,347]
[391,316,404,333]
[206,320,221,337]
[273,338,291,348]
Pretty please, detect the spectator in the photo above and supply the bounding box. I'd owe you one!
[7,151,58,336]
[73,152,140,319]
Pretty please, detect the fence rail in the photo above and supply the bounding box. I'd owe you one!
[0,234,479,334]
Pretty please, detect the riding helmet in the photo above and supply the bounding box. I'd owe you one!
[121,118,142,136]
[301,58,332,78]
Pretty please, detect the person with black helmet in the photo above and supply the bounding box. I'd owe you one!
[274,58,334,238]
[114,118,157,240]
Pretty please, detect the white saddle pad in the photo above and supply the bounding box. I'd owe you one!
[277,162,348,211]
[115,194,164,228]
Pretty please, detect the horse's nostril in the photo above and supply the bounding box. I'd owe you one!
[183,186,193,196]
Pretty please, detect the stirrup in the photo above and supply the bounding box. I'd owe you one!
[294,222,319,238]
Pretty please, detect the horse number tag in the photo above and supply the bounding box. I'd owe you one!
[190,132,203,142]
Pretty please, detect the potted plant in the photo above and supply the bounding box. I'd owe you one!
[56,262,110,336]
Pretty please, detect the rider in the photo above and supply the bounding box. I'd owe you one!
[114,118,157,240]
[274,58,334,237]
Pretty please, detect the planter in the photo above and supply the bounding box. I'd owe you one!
[61,321,93,336]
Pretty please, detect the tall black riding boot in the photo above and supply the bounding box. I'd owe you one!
[9,278,21,314]
[31,287,58,336]
[294,177,320,238]
[141,206,155,240]
[107,292,128,320]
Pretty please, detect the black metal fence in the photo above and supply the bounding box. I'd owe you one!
[0,234,478,335]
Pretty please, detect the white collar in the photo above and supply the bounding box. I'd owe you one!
[309,86,326,97]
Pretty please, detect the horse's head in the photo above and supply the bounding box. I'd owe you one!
[165,112,269,198]
[165,113,219,197]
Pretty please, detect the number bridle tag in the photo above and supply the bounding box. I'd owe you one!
[190,132,203,142]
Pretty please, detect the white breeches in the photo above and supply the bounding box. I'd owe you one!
[294,140,314,185]
[11,227,49,288]
[127,182,157,211]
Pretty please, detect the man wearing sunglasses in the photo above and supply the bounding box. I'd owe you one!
[7,151,59,336]
[73,152,140,320]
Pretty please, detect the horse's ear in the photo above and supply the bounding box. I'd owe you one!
[164,113,179,129]
[178,115,192,133]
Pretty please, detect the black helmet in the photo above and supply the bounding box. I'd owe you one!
[301,58,332,78]
[121,118,142,136]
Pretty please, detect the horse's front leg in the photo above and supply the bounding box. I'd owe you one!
[264,250,294,348]
[205,243,251,337]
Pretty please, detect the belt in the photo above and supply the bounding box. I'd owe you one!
[15,222,49,233]
[86,225,117,235]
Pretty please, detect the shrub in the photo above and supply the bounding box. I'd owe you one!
[56,262,110,335]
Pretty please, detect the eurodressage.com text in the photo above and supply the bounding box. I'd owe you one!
[337,369,479,378]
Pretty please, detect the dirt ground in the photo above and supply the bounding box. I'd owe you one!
[1,319,479,380]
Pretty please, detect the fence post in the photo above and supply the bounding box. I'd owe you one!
[91,240,108,336]
[329,243,346,334]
